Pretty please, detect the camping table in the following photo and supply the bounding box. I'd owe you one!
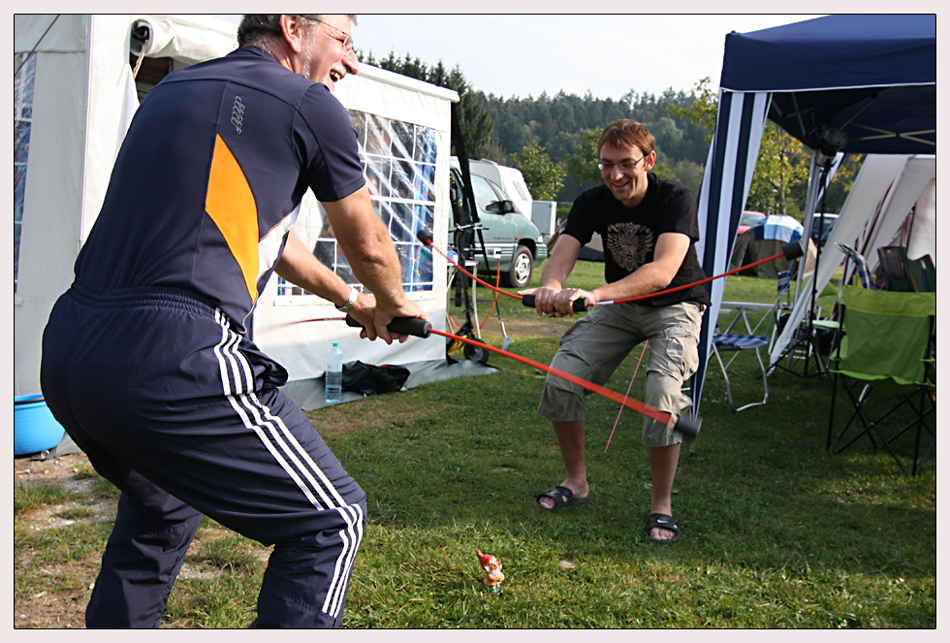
[719,301,776,334]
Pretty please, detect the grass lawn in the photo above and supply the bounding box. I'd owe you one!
[14,260,937,629]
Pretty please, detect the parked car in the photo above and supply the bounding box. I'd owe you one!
[737,210,766,235]
[810,212,839,250]
[449,157,547,288]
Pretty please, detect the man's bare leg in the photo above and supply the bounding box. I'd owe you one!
[648,443,681,540]
[537,420,589,509]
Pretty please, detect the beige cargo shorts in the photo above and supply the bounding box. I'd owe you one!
[537,300,705,447]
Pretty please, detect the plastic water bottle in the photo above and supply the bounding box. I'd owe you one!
[325,342,343,404]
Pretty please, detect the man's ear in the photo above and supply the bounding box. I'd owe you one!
[645,150,657,171]
[279,15,305,54]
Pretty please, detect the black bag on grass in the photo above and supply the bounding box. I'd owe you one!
[341,361,411,396]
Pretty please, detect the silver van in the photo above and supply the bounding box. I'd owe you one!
[449,157,546,288]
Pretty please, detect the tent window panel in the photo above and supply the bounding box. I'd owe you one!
[275,109,439,301]
[130,56,174,101]
[14,52,37,295]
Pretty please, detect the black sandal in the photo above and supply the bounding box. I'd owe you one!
[535,485,589,512]
[646,513,681,543]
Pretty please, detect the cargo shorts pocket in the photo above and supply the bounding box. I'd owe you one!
[649,304,703,381]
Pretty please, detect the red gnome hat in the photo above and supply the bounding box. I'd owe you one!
[476,550,494,567]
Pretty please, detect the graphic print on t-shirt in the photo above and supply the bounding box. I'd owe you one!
[606,222,654,272]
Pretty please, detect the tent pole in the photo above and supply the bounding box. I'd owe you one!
[773,162,833,380]
[803,165,832,379]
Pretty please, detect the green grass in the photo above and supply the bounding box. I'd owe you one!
[13,261,936,628]
[14,482,71,513]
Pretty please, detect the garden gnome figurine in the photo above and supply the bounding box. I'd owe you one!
[476,549,505,594]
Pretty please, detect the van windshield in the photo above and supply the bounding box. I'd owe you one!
[471,175,501,213]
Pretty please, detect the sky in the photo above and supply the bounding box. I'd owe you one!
[219,14,824,101]
[351,14,824,100]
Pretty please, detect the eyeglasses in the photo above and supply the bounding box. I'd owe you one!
[302,16,353,53]
[598,156,649,172]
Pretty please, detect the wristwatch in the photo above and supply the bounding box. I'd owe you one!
[335,286,359,313]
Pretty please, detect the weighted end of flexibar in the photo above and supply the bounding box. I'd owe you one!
[783,241,804,260]
[673,415,702,440]
[521,295,589,312]
[416,228,434,246]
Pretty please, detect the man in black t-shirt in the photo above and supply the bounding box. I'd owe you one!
[521,120,709,543]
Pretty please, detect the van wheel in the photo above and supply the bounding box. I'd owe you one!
[503,245,534,288]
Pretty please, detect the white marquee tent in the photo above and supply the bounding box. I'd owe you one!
[769,153,935,367]
[15,15,464,409]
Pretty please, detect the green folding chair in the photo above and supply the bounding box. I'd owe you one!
[827,286,936,475]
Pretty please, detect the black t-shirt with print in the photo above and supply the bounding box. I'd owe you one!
[563,173,710,307]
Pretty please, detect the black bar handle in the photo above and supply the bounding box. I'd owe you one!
[521,295,590,312]
[345,315,432,338]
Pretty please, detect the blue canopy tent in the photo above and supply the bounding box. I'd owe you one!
[690,14,936,422]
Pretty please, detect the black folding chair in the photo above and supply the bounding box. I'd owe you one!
[876,246,917,292]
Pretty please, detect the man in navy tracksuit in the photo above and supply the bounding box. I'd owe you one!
[40,15,426,628]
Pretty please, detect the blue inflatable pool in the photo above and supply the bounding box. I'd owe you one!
[14,395,66,456]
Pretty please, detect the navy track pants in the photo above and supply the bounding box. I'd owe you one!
[41,282,366,628]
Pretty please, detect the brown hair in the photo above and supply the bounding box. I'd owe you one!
[597,119,656,157]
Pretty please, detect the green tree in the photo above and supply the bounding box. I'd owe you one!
[448,73,493,158]
[651,116,687,161]
[747,124,811,217]
[672,159,705,194]
[650,160,677,182]
[563,128,601,189]
[666,77,718,143]
[476,138,509,165]
[791,152,864,215]
[511,141,565,201]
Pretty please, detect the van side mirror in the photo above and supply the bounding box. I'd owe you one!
[486,200,517,214]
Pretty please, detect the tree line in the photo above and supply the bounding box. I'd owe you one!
[360,51,857,218]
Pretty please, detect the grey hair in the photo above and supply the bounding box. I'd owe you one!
[237,15,357,48]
